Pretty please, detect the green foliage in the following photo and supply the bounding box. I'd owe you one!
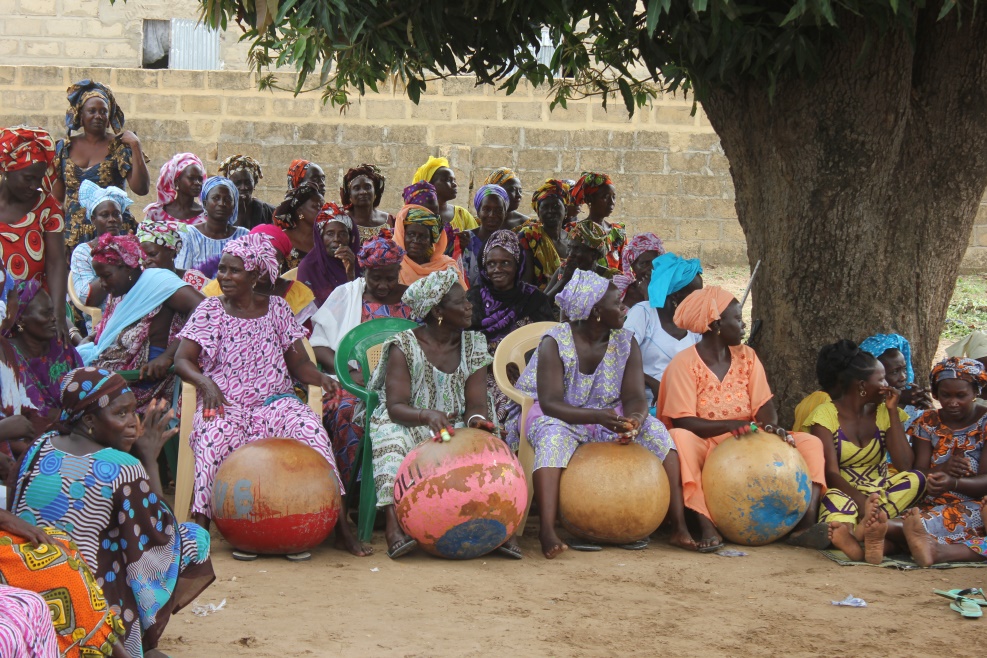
[943,274,987,341]
[188,0,974,112]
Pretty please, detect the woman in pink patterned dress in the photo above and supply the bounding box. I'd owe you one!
[175,234,370,559]
[142,152,206,225]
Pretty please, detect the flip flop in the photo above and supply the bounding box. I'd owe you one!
[567,541,603,552]
[618,539,649,550]
[232,551,258,561]
[496,543,523,560]
[950,599,983,618]
[697,538,723,554]
[785,522,832,549]
[935,588,987,606]
[386,537,417,559]
[284,552,312,562]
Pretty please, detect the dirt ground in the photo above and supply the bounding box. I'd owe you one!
[161,523,985,657]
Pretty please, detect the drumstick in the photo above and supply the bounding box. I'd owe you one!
[739,259,762,308]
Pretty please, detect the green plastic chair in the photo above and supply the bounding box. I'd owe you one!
[334,317,418,542]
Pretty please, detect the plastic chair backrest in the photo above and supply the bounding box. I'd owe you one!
[67,272,102,326]
[334,318,418,401]
[282,268,298,281]
[492,322,558,404]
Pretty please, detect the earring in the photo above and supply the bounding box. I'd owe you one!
[87,425,94,436]
[859,387,867,397]
[437,316,443,326]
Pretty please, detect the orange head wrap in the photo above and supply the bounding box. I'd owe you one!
[673,286,737,334]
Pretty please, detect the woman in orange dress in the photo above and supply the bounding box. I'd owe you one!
[657,286,828,552]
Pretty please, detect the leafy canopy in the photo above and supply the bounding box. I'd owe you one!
[193,0,970,113]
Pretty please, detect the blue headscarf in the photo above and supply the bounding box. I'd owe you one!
[860,333,914,384]
[648,253,703,309]
[78,179,133,221]
[472,184,510,213]
[200,176,239,225]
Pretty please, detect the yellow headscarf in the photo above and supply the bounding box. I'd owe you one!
[413,156,450,184]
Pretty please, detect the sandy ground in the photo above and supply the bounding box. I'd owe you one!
[160,522,985,658]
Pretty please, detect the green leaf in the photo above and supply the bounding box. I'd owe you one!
[617,78,634,114]
[646,0,662,36]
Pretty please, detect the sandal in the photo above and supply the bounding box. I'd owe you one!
[567,541,603,552]
[618,539,650,550]
[935,588,987,606]
[285,552,312,562]
[950,599,984,618]
[386,537,417,559]
[496,543,523,560]
[697,537,723,554]
[232,551,258,561]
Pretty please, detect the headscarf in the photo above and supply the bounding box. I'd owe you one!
[298,202,362,306]
[403,181,438,207]
[571,172,614,206]
[4,279,40,335]
[673,286,736,334]
[287,159,312,190]
[946,332,987,361]
[358,236,406,269]
[199,176,240,226]
[136,219,187,253]
[860,333,914,384]
[218,155,263,184]
[930,357,987,393]
[393,205,464,288]
[413,156,450,184]
[402,269,459,321]
[557,269,611,322]
[403,206,443,255]
[152,153,204,208]
[477,230,538,338]
[0,126,56,192]
[484,167,519,188]
[223,234,280,285]
[567,220,608,251]
[648,253,703,309]
[59,366,131,424]
[274,183,321,230]
[621,233,666,277]
[65,80,124,134]
[530,178,572,212]
[341,164,386,208]
[472,184,510,214]
[78,179,132,221]
[91,233,143,270]
[249,224,292,257]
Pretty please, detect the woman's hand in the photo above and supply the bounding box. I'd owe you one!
[348,367,365,387]
[900,385,933,409]
[758,423,797,447]
[925,471,956,497]
[0,510,54,548]
[197,376,228,416]
[117,130,141,150]
[0,415,37,442]
[133,398,178,461]
[934,452,973,478]
[881,386,901,412]
[594,408,636,435]
[418,410,451,435]
[140,354,173,381]
[334,246,357,278]
[320,373,340,399]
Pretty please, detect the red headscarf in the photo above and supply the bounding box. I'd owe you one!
[0,126,56,192]
[287,159,311,190]
[571,171,614,206]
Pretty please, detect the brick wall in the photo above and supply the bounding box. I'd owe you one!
[1,64,986,270]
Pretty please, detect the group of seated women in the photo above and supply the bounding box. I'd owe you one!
[1,79,987,652]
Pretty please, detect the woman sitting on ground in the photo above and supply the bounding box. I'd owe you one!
[615,233,665,309]
[860,333,933,428]
[543,220,618,302]
[176,176,249,275]
[393,205,466,287]
[287,159,326,195]
[14,368,214,657]
[219,154,274,230]
[518,179,571,289]
[298,203,361,307]
[310,235,413,484]
[273,183,323,269]
[483,167,527,229]
[341,163,392,242]
[137,219,209,290]
[143,152,206,225]
[78,234,204,413]
[806,340,925,564]
[459,184,509,288]
[368,269,510,559]
[412,156,477,231]
[511,270,689,558]
[570,171,624,270]
[658,286,828,551]
[174,235,368,557]
[624,252,703,408]
[70,180,128,312]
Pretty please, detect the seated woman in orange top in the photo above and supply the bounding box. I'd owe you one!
[657,286,828,552]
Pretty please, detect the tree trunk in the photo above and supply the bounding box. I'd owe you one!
[701,7,987,426]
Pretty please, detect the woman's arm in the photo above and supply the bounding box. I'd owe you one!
[619,340,649,422]
[312,346,336,375]
[44,231,70,346]
[284,338,337,396]
[165,286,205,315]
[536,337,625,432]
[382,343,449,433]
[644,375,660,406]
[520,244,535,285]
[812,424,869,509]
[174,339,227,412]
[463,365,490,425]
[119,132,150,196]
[129,399,176,501]
[671,415,752,438]
[883,391,914,471]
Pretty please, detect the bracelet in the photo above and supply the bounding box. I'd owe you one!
[954,476,961,491]
[417,410,424,424]
[466,414,487,426]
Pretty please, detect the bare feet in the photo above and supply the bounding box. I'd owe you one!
[334,523,373,557]
[828,521,863,561]
[854,493,881,542]
[539,528,568,559]
[863,505,888,565]
[902,508,937,567]
[668,526,699,552]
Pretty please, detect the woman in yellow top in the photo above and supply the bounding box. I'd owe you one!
[805,340,926,564]
[412,156,478,231]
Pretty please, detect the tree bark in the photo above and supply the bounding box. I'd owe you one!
[702,7,987,426]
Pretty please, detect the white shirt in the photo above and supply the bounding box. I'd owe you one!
[625,301,702,404]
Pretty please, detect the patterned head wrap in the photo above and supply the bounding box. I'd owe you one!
[946,331,987,362]
[413,156,450,184]
[200,176,240,226]
[218,155,263,184]
[358,236,406,269]
[403,206,443,248]
[648,252,703,309]
[153,153,204,206]
[274,183,321,230]
[287,159,312,190]
[5,279,41,335]
[136,219,187,253]
[557,269,611,322]
[65,80,124,134]
[571,171,615,206]
[530,178,572,212]
[59,366,132,424]
[316,203,354,232]
[930,357,987,394]
[341,164,386,208]
[249,224,292,257]
[860,333,914,384]
[92,233,143,270]
[473,184,510,214]
[567,220,608,251]
[403,181,438,207]
[621,233,666,276]
[673,286,736,334]
[78,179,132,221]
[0,126,56,192]
[483,167,520,187]
[223,234,280,285]
[402,269,459,321]
[483,229,522,264]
